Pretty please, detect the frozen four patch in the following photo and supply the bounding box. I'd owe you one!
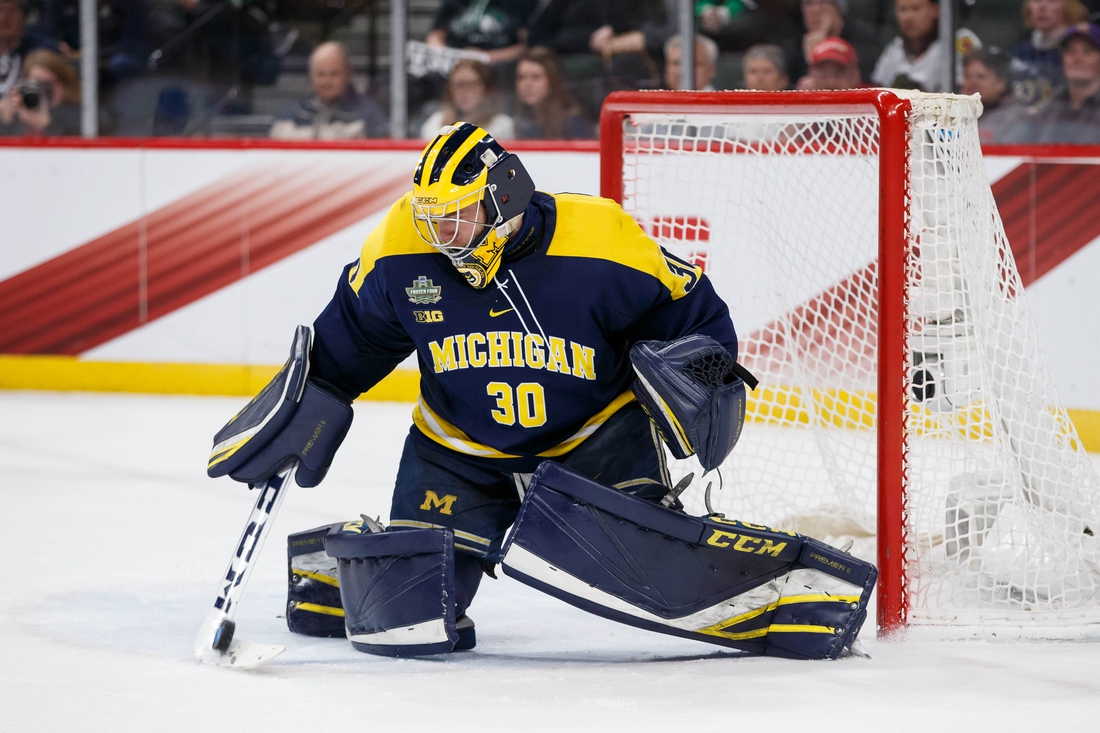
[407,276,442,304]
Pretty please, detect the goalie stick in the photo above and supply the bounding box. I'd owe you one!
[193,465,294,669]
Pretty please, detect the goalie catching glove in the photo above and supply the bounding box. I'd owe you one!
[630,335,758,471]
[207,325,354,488]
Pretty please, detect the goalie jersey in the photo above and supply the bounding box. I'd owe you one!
[311,191,737,471]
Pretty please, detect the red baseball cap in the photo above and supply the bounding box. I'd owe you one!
[810,37,858,68]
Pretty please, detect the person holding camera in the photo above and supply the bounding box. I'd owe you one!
[0,49,81,136]
[1,0,58,95]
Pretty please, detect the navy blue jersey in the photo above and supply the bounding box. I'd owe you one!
[311,191,737,469]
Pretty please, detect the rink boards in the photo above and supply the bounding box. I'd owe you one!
[0,141,1099,447]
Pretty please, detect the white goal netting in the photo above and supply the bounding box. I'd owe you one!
[614,91,1100,636]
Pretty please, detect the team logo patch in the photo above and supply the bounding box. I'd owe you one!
[407,276,442,304]
[420,491,457,515]
[414,310,445,323]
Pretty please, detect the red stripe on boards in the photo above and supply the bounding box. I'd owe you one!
[0,161,410,354]
[991,162,1100,287]
[740,262,879,388]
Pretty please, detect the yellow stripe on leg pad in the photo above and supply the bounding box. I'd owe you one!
[292,569,340,587]
[293,602,345,617]
[768,624,836,634]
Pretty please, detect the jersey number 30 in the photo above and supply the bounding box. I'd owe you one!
[487,382,547,428]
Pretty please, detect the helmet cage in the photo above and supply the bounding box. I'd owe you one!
[411,184,503,263]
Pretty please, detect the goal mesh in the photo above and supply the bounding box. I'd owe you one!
[608,91,1100,637]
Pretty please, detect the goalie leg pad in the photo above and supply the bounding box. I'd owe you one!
[324,525,459,656]
[500,462,876,659]
[287,524,346,637]
[762,539,877,660]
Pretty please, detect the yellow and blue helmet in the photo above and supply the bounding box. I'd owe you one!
[411,122,535,288]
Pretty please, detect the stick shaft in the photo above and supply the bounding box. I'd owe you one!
[194,466,294,662]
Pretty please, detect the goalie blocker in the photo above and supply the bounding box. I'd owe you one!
[501,462,877,660]
[207,325,354,488]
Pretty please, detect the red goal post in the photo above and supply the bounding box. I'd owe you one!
[599,90,1100,640]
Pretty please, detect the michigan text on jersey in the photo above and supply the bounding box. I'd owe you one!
[428,331,595,380]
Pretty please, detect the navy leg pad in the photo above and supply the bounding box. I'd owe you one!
[325,526,458,656]
[286,524,346,637]
[500,462,876,659]
[762,538,876,660]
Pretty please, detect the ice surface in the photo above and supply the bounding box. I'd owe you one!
[3,391,1099,730]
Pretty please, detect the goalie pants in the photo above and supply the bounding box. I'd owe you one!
[389,402,671,563]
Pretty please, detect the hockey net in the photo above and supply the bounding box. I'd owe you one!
[600,90,1100,637]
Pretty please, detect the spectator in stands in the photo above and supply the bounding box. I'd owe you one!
[513,46,592,139]
[269,42,389,140]
[1023,22,1100,142]
[1011,0,1090,106]
[664,34,719,90]
[526,0,596,55]
[0,0,58,97]
[696,0,800,54]
[803,36,864,89]
[420,58,515,139]
[426,0,534,65]
[0,48,81,135]
[743,43,790,90]
[962,49,1025,143]
[698,1,744,36]
[147,0,280,87]
[786,0,881,85]
[585,0,679,65]
[872,0,981,92]
[528,0,671,88]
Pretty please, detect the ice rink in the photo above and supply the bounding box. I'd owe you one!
[3,390,1100,731]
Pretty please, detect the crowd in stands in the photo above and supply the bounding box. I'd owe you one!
[270,41,389,140]
[0,0,1098,143]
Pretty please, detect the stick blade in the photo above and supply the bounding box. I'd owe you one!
[218,640,286,669]
[194,607,284,669]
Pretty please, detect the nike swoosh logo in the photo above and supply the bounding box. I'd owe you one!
[489,308,513,317]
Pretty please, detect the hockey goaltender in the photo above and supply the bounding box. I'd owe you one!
[204,122,877,661]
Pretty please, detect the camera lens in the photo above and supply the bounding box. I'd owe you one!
[19,80,41,110]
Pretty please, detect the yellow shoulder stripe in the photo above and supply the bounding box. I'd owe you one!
[349,193,437,295]
[546,193,702,300]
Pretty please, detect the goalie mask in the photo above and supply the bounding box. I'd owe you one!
[411,122,535,288]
